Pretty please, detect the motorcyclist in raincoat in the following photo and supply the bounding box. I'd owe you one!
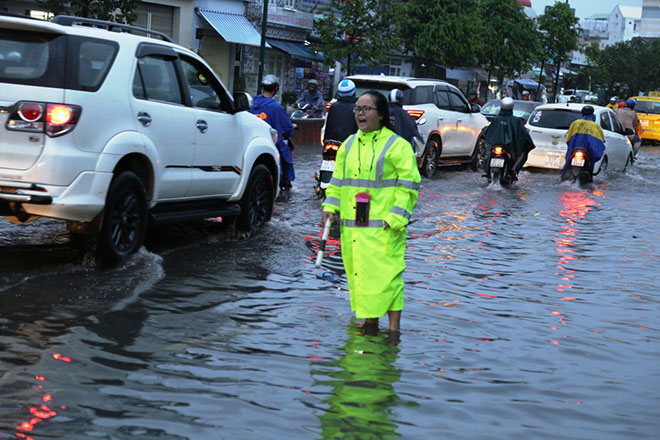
[482,97,536,182]
[323,79,358,143]
[561,105,606,179]
[249,74,295,189]
[387,88,422,151]
[321,90,420,333]
[296,79,325,118]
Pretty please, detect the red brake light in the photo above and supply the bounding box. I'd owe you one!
[406,109,425,120]
[493,146,504,155]
[18,103,43,122]
[46,105,73,125]
[573,150,585,159]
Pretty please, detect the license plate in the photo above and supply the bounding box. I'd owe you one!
[320,160,335,172]
[641,119,649,126]
[490,158,504,167]
[571,157,585,167]
[545,155,561,168]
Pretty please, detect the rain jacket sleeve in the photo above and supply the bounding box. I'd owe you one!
[384,138,420,231]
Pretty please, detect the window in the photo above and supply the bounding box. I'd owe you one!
[180,56,229,112]
[133,55,183,104]
[388,58,402,76]
[76,39,117,91]
[448,91,469,113]
[284,0,296,9]
[600,112,612,131]
[435,90,451,110]
[610,112,624,134]
[528,109,580,129]
[409,86,433,105]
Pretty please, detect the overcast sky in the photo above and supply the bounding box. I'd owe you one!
[531,0,643,20]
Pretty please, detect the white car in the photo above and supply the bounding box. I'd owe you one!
[524,103,634,173]
[343,75,489,177]
[0,15,280,265]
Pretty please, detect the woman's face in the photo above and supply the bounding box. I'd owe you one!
[355,94,382,133]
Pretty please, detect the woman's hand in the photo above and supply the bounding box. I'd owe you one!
[322,211,335,225]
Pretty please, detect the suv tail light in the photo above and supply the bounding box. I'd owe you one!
[406,109,425,120]
[7,101,82,137]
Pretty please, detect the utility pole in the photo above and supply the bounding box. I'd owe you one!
[257,0,269,94]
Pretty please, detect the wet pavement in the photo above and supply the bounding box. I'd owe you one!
[1,146,659,439]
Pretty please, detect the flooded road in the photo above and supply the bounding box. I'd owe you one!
[1,147,659,439]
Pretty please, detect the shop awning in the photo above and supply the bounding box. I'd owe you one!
[197,9,267,48]
[267,39,324,63]
[443,67,488,82]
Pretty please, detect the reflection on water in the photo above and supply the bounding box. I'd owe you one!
[313,324,402,439]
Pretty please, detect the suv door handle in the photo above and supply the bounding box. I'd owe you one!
[196,120,208,133]
[137,112,152,127]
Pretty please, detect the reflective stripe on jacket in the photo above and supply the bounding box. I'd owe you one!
[321,127,420,318]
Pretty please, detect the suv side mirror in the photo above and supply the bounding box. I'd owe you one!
[471,103,481,113]
[234,92,253,112]
[624,127,634,136]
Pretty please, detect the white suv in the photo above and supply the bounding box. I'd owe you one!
[0,14,280,265]
[346,75,489,177]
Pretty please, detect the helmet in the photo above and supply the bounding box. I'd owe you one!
[388,88,403,104]
[469,88,477,95]
[337,79,356,97]
[500,97,514,110]
[581,105,595,116]
[522,90,530,96]
[626,99,636,109]
[308,79,318,88]
[261,74,280,93]
[609,96,617,103]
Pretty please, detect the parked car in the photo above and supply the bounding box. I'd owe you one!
[557,89,591,104]
[480,99,542,123]
[629,95,660,145]
[523,103,634,174]
[344,75,489,177]
[0,14,280,266]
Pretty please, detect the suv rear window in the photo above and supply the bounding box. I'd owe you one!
[351,80,411,103]
[0,29,117,92]
[528,108,580,129]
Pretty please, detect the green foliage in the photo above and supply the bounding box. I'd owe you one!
[315,0,399,74]
[537,2,581,65]
[396,0,484,76]
[479,0,541,84]
[35,0,140,23]
[585,38,660,97]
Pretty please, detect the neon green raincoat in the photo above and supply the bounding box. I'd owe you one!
[322,127,420,318]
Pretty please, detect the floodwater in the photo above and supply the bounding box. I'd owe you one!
[1,147,659,440]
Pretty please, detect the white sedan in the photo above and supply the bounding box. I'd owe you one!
[524,103,634,174]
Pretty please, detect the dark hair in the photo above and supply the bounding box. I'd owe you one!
[360,90,392,130]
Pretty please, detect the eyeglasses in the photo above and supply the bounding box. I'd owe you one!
[353,106,377,114]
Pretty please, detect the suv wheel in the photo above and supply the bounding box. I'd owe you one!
[421,138,440,178]
[237,164,274,232]
[471,136,485,171]
[96,171,148,266]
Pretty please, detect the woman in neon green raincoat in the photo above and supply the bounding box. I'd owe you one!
[322,90,420,332]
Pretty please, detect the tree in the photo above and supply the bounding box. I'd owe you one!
[537,2,580,100]
[478,0,541,96]
[35,0,140,23]
[396,0,483,77]
[316,0,399,75]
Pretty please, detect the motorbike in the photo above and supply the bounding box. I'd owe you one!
[314,139,341,199]
[291,102,313,119]
[562,146,592,185]
[486,144,517,186]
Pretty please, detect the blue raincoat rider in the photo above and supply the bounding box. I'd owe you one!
[296,79,325,118]
[249,74,295,189]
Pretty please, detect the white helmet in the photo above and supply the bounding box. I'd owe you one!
[337,79,356,97]
[388,88,404,104]
[501,97,514,110]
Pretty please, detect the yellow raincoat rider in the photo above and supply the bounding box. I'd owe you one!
[322,91,420,332]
